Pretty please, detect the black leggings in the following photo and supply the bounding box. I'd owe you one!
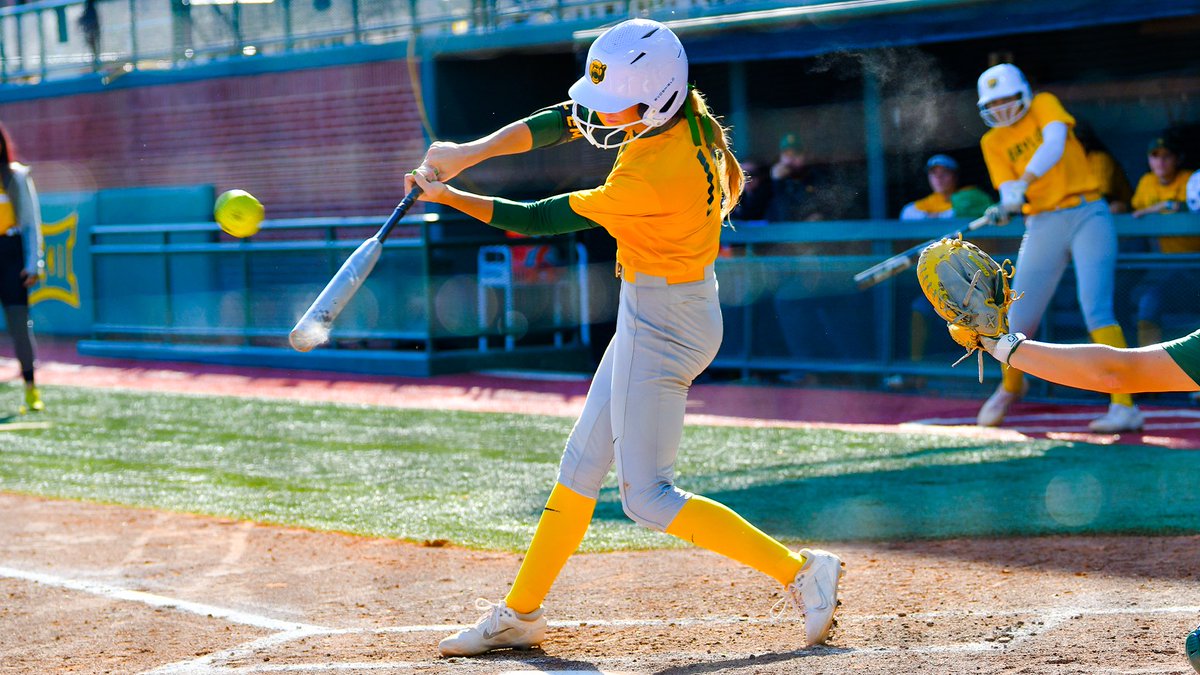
[0,235,36,384]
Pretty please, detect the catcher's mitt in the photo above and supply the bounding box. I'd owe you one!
[916,237,1020,381]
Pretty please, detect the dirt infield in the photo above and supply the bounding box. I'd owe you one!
[3,492,1199,674]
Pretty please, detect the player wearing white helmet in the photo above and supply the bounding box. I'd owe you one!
[406,18,843,657]
[974,63,1142,433]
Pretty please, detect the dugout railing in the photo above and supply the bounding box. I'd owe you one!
[78,212,594,376]
[711,212,1200,398]
[76,207,1200,390]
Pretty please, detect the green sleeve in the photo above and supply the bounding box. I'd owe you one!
[489,194,598,236]
[522,101,584,149]
[951,187,994,219]
[1161,329,1200,387]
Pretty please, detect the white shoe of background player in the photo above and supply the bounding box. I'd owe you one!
[438,599,546,657]
[772,548,845,647]
[977,381,1028,427]
[1088,402,1144,433]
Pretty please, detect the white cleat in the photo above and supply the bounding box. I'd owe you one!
[773,548,845,647]
[438,599,546,657]
[1088,403,1144,433]
[977,382,1027,427]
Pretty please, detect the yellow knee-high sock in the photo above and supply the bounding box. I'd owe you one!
[666,494,804,585]
[911,311,928,362]
[505,483,596,614]
[1001,363,1025,394]
[1091,325,1134,407]
[1137,320,1162,349]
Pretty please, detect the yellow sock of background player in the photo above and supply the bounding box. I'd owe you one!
[1091,325,1134,407]
[665,494,804,585]
[504,483,596,615]
[1001,363,1025,394]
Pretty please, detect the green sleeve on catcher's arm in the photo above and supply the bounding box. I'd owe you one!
[522,102,584,149]
[489,194,598,236]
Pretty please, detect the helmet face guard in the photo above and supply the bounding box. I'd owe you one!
[978,96,1030,128]
[570,103,658,150]
[568,19,688,149]
[977,64,1032,128]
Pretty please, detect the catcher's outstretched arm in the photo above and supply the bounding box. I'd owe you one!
[982,336,1199,394]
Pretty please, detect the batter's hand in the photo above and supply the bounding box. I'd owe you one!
[19,269,39,288]
[406,166,448,203]
[418,141,473,183]
[998,179,1028,213]
[983,204,1010,226]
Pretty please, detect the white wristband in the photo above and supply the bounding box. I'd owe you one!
[991,332,1027,365]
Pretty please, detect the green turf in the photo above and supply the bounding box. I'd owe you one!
[1,383,1198,551]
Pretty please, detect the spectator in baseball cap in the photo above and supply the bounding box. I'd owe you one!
[899,154,991,221]
[768,133,824,221]
[1130,131,1197,347]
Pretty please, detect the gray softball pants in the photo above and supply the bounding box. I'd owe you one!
[556,266,722,531]
[1008,199,1118,336]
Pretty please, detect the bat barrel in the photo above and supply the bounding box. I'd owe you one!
[288,237,384,352]
[854,256,914,289]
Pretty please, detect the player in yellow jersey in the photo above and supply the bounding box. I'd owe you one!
[974,63,1141,433]
[406,19,843,657]
[1129,134,1198,347]
[899,154,991,221]
[0,121,45,414]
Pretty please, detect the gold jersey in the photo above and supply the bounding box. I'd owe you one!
[1132,170,1198,253]
[568,120,722,283]
[980,92,1098,215]
[911,192,952,216]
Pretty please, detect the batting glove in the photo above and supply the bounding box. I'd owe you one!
[999,179,1028,213]
[983,204,1010,226]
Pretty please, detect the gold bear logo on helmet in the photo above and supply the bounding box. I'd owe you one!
[986,77,998,89]
[589,59,607,84]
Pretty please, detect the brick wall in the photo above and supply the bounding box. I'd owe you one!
[0,61,428,218]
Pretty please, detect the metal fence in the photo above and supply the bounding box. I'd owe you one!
[0,0,731,83]
[712,213,1200,392]
[80,211,595,375]
[78,207,1200,384]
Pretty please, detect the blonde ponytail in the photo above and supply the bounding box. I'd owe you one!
[686,88,744,219]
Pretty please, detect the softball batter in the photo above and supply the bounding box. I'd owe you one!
[0,121,44,414]
[405,19,843,657]
[974,63,1141,433]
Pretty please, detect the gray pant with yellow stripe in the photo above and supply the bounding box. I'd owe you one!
[556,266,722,531]
[1008,198,1118,336]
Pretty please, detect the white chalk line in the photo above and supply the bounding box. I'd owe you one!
[4,563,1195,673]
[144,602,1200,672]
[0,565,323,633]
[147,629,331,675]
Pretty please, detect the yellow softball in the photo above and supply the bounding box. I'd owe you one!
[214,189,264,238]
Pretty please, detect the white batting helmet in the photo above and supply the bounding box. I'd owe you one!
[977,63,1032,128]
[1186,169,1200,212]
[568,19,688,149]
